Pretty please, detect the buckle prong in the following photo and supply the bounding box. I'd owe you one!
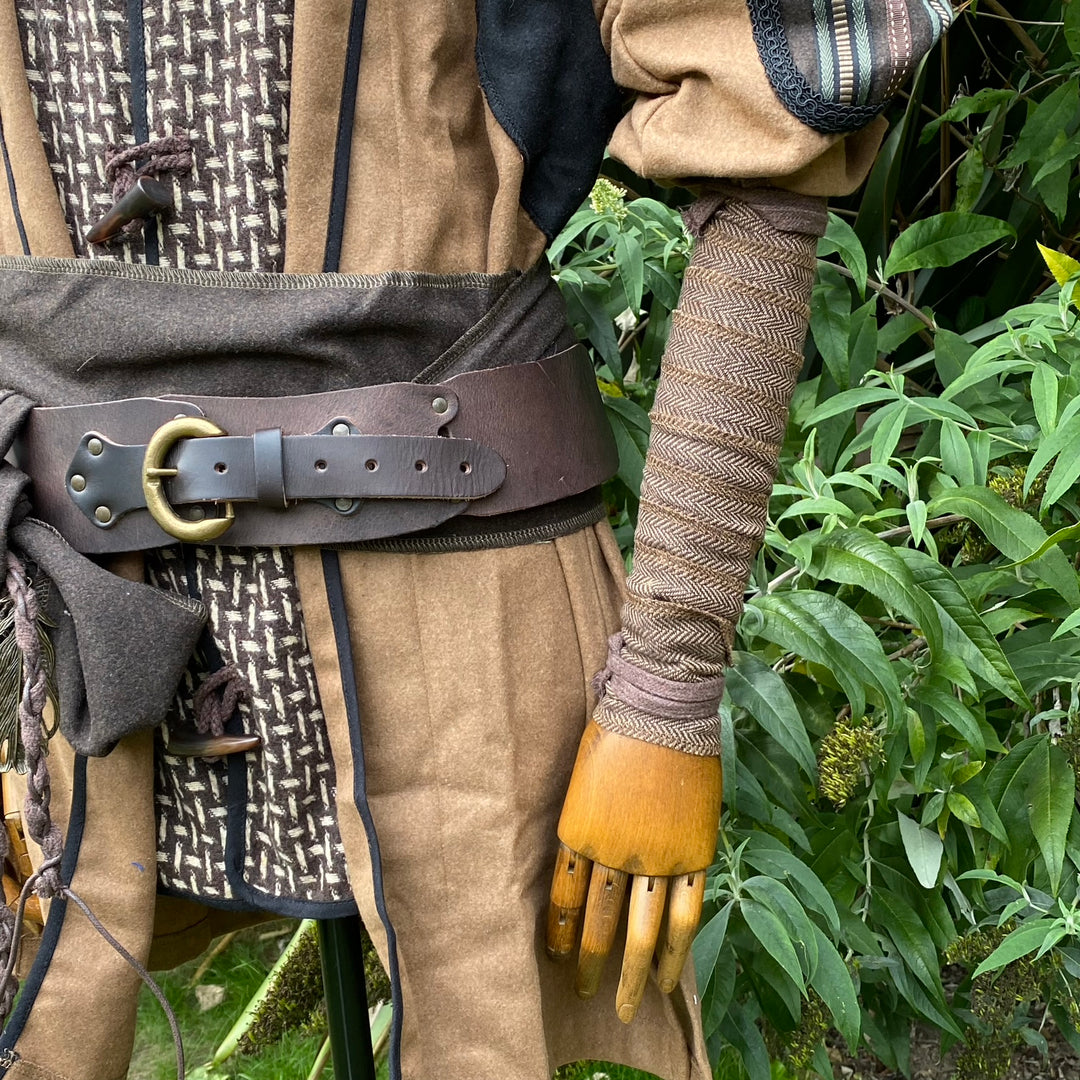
[142,417,235,541]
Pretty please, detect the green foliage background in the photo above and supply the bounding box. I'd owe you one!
[552,2,1080,1077]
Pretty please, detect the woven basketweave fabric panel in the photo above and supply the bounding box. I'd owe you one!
[17,0,292,270]
[147,545,353,909]
[17,2,358,911]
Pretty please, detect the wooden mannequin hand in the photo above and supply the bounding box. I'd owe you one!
[546,720,722,1022]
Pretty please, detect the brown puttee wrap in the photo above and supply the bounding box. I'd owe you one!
[592,192,826,757]
[15,344,618,553]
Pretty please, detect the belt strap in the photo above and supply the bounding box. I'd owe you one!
[15,345,618,552]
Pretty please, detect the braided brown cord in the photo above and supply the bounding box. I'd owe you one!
[0,554,186,1074]
[103,134,193,236]
[0,552,62,1024]
[593,195,823,757]
[193,664,248,737]
[0,788,13,1020]
[4,553,62,897]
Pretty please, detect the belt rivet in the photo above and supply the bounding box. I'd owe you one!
[188,507,207,521]
[432,396,449,414]
[70,474,87,492]
[334,498,352,512]
[87,437,104,456]
[94,505,113,524]
[332,422,351,437]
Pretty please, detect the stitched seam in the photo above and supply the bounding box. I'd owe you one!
[0,256,507,290]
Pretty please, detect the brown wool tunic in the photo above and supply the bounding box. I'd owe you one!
[0,2,896,1078]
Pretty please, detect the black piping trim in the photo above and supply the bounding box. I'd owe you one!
[323,0,368,274]
[321,550,404,1080]
[157,882,359,919]
[180,546,257,913]
[127,0,159,263]
[0,755,88,1072]
[0,114,29,257]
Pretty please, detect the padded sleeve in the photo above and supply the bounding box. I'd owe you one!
[590,190,824,756]
[595,0,950,195]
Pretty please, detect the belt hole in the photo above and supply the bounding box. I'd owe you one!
[414,460,427,472]
[314,459,327,472]
[365,459,378,472]
[214,461,228,474]
[459,461,471,474]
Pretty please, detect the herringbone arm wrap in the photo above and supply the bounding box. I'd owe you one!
[592,192,825,757]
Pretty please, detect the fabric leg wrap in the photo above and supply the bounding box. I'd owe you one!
[592,191,826,757]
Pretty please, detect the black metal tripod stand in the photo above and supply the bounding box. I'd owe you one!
[319,918,378,1080]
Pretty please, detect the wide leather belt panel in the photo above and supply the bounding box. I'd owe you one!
[15,345,619,552]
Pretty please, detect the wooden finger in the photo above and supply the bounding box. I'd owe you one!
[574,862,628,1000]
[546,843,593,960]
[615,875,668,1023]
[23,894,43,930]
[657,871,706,993]
[4,806,33,883]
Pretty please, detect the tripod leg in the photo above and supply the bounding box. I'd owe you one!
[318,917,377,1080]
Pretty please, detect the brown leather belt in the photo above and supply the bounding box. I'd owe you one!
[14,344,618,553]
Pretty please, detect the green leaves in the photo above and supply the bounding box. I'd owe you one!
[601,392,650,496]
[883,213,1016,279]
[871,888,948,1004]
[927,486,1080,606]
[809,924,861,1049]
[750,591,903,724]
[895,548,1029,706]
[819,213,869,296]
[814,529,944,657]
[551,32,1080,1077]
[898,812,944,889]
[726,652,816,778]
[741,899,804,989]
[1028,740,1076,895]
[693,901,733,997]
[972,919,1063,980]
[918,88,1014,145]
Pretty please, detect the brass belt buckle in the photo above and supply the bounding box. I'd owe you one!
[142,417,236,542]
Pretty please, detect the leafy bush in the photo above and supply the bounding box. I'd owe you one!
[552,3,1080,1077]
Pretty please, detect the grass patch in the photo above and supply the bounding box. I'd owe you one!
[131,923,349,1080]
[132,925,698,1080]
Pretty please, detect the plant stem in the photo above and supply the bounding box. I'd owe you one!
[211,919,318,1067]
[823,261,938,331]
[305,1036,332,1080]
[764,516,963,593]
[978,0,1048,69]
[858,795,875,922]
[877,513,964,540]
[889,638,928,661]
[767,565,800,593]
[185,930,239,989]
[910,151,969,221]
[898,92,975,151]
